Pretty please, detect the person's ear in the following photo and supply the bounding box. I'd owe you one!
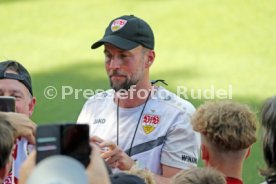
[245,147,251,159]
[28,97,36,117]
[146,61,152,67]
[145,50,155,68]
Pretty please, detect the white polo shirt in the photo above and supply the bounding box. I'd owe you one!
[77,86,200,174]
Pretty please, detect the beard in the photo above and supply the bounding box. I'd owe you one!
[109,75,139,92]
[109,70,140,92]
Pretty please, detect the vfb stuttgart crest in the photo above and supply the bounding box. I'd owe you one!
[111,19,127,32]
[142,114,160,134]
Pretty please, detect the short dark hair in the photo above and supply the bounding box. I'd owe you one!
[260,96,276,178]
[0,119,14,169]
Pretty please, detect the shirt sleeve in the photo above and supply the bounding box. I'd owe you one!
[161,110,201,169]
[77,99,92,124]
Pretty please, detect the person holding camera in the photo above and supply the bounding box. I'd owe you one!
[0,60,36,184]
[77,15,200,183]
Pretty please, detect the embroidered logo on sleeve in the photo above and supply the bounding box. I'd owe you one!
[142,114,160,134]
[111,19,127,32]
[181,154,197,164]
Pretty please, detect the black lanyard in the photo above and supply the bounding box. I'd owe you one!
[116,90,152,156]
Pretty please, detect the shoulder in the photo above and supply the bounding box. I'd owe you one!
[83,89,114,107]
[78,89,114,121]
[153,86,195,114]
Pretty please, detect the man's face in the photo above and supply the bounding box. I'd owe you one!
[104,44,148,91]
[0,71,36,117]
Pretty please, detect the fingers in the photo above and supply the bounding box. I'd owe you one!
[102,148,121,169]
[26,133,36,145]
[90,136,135,170]
[91,136,121,165]
[25,121,36,144]
[90,135,104,143]
[109,162,118,168]
[101,146,120,159]
[91,136,116,151]
[18,118,36,144]
[99,141,116,150]
[105,153,122,166]
[15,116,36,144]
[3,112,37,144]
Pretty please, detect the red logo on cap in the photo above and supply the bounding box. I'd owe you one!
[111,19,127,32]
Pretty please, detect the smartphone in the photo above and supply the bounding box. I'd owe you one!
[36,124,91,168]
[0,96,15,112]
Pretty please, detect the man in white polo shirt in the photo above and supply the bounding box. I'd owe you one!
[77,15,200,184]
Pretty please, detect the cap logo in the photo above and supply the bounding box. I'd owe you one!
[111,19,127,32]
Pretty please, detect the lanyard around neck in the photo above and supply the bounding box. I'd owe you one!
[116,90,152,156]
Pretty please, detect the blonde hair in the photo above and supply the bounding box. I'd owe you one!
[192,101,257,151]
[172,167,226,184]
[126,165,156,184]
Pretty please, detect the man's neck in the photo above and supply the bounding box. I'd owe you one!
[208,156,244,181]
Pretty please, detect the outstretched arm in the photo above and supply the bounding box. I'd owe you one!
[0,112,36,144]
[91,136,184,184]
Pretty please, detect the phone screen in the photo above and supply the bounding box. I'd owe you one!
[36,124,91,167]
[36,125,61,164]
[0,96,15,112]
[62,124,91,167]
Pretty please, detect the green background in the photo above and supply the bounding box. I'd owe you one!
[1,0,275,183]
